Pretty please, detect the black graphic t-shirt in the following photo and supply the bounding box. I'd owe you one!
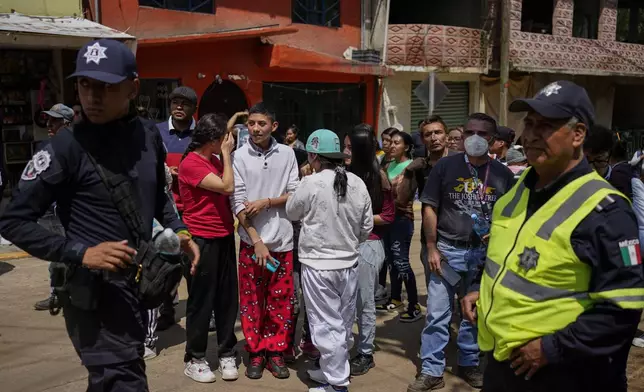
[420,152,515,242]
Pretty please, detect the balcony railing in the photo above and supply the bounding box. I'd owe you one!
[386,24,488,71]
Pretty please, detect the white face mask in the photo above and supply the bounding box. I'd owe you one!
[464,135,490,157]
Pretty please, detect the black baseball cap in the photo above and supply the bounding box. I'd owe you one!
[496,126,516,144]
[509,80,595,128]
[68,39,138,84]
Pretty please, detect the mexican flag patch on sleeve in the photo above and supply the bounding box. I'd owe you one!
[619,239,642,266]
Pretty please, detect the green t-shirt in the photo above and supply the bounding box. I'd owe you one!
[387,159,412,181]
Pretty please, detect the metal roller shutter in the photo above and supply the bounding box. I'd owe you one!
[410,81,470,130]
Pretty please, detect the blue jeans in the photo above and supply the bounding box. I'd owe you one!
[356,240,385,355]
[420,240,485,376]
[384,215,418,308]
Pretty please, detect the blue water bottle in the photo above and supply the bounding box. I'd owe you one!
[471,213,490,238]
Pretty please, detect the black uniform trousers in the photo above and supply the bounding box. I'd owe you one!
[86,359,147,392]
[63,280,149,392]
[184,234,238,362]
[483,353,628,392]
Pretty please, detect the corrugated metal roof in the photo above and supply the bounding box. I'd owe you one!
[0,13,134,40]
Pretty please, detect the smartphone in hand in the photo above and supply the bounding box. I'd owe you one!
[251,254,281,273]
[440,260,462,286]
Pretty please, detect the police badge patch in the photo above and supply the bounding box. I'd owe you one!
[21,150,52,181]
[518,246,540,271]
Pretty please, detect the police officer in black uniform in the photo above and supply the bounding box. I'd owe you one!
[0,39,199,391]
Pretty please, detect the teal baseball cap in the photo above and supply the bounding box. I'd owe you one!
[306,129,349,159]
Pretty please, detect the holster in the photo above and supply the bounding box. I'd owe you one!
[51,263,100,312]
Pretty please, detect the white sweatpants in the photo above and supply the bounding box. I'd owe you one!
[302,263,359,387]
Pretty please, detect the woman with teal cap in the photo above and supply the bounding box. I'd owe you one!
[286,129,374,392]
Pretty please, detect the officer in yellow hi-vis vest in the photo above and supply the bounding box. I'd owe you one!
[462,81,644,392]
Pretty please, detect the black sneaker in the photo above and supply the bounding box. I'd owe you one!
[245,353,266,379]
[400,304,423,323]
[458,365,483,388]
[156,315,176,331]
[34,295,57,311]
[350,353,375,376]
[407,373,445,392]
[375,299,403,313]
[266,353,290,379]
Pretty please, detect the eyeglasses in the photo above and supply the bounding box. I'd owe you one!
[448,136,463,142]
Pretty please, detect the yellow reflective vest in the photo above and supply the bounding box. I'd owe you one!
[477,168,644,362]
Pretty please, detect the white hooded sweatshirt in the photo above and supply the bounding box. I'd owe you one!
[286,169,374,270]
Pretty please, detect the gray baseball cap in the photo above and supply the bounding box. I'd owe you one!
[506,146,527,165]
[43,103,74,122]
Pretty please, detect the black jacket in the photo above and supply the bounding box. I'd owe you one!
[0,115,186,366]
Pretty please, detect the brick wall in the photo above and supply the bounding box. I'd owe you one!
[386,24,487,71]
[509,0,644,76]
[598,0,618,41]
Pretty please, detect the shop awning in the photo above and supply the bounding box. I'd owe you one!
[0,13,135,49]
[138,25,298,47]
[264,44,391,77]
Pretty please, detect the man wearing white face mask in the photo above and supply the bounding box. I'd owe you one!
[408,113,515,392]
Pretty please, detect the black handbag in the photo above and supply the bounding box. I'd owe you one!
[84,151,183,310]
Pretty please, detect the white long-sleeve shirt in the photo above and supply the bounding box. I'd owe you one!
[231,138,299,252]
[286,170,374,270]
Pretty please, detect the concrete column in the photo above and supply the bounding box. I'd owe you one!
[595,83,615,128]
[552,0,574,37]
[598,0,618,41]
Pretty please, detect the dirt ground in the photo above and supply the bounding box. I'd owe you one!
[628,342,644,392]
[0,210,643,391]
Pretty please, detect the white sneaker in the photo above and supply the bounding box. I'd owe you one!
[633,334,644,348]
[307,368,326,384]
[309,384,348,392]
[143,346,157,360]
[184,358,216,383]
[218,356,239,381]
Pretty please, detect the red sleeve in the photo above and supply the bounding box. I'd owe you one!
[179,154,212,188]
[379,188,395,224]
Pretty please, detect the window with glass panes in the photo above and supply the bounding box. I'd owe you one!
[139,0,215,14]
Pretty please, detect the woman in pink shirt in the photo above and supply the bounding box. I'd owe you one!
[178,114,238,383]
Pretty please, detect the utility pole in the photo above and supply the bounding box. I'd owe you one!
[499,0,511,126]
[429,72,435,116]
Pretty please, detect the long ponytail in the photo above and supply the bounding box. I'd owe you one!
[181,140,202,162]
[319,155,347,200]
[333,165,348,199]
